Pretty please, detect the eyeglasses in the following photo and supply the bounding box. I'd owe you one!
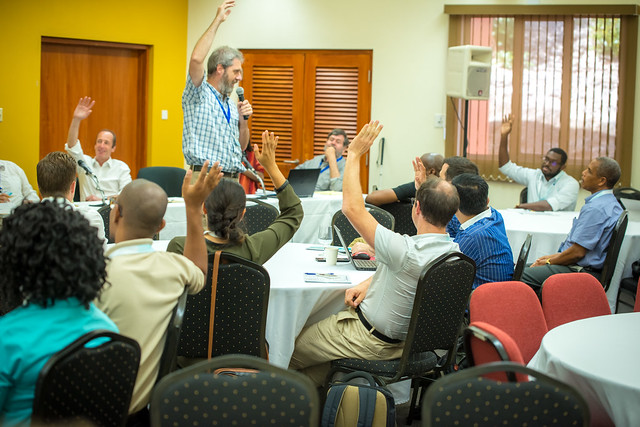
[541,156,560,167]
[410,197,416,206]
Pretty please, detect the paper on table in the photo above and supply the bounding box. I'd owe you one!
[304,273,351,284]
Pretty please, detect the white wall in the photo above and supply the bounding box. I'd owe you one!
[187,0,640,210]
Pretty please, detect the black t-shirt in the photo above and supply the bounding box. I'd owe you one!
[392,181,415,203]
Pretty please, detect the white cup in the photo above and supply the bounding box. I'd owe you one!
[325,247,339,266]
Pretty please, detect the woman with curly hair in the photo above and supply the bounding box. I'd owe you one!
[0,200,117,427]
[167,130,303,265]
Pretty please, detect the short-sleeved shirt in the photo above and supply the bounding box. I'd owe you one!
[359,225,459,340]
[499,161,579,211]
[454,207,514,289]
[0,299,117,427]
[296,155,345,191]
[0,160,40,206]
[392,181,415,203]
[182,72,244,173]
[558,189,622,269]
[65,141,132,201]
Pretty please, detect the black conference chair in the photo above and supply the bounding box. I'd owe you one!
[616,276,639,313]
[178,252,270,360]
[613,187,640,209]
[380,201,416,236]
[600,210,628,291]
[331,203,395,246]
[239,198,279,235]
[137,166,186,197]
[519,187,528,205]
[96,203,113,243]
[327,252,476,424]
[156,288,189,383]
[151,354,319,427]
[422,362,589,427]
[32,330,141,427]
[512,233,532,281]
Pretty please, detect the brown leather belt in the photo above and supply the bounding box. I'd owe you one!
[355,306,401,344]
[190,165,238,178]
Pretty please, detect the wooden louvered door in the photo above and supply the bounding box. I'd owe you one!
[241,50,372,191]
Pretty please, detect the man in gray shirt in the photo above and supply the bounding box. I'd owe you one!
[296,129,349,191]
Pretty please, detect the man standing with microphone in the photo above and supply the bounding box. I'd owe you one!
[182,0,252,181]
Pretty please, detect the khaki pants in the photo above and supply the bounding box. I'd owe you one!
[289,307,404,386]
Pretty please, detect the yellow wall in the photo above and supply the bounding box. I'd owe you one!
[0,0,188,186]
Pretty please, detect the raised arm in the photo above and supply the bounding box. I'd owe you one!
[189,0,235,86]
[254,130,286,188]
[413,156,427,190]
[181,160,223,273]
[498,114,513,167]
[66,97,95,149]
[341,121,384,247]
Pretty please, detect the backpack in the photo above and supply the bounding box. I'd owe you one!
[321,371,395,427]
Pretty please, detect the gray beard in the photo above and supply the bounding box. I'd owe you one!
[219,79,234,98]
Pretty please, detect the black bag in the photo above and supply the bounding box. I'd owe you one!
[321,371,395,427]
[631,259,640,282]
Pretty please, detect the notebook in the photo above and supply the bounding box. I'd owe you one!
[333,225,378,271]
[287,168,321,198]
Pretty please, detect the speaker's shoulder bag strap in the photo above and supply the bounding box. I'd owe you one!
[207,250,222,359]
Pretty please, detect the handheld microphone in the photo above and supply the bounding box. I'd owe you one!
[236,87,250,120]
[77,159,94,176]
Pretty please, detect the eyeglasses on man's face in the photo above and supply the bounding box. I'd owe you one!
[541,156,560,167]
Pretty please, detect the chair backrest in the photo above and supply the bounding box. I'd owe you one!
[32,330,141,427]
[331,203,395,246]
[635,277,640,312]
[150,354,319,427]
[422,362,590,427]
[463,322,528,382]
[380,202,416,236]
[396,252,475,379]
[73,177,80,202]
[541,272,611,329]
[156,288,189,383]
[613,186,640,209]
[137,166,186,197]
[519,187,528,205]
[239,198,279,235]
[512,233,532,281]
[96,204,113,243]
[469,281,548,364]
[178,252,270,359]
[600,210,628,291]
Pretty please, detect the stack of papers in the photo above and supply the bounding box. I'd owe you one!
[304,273,351,284]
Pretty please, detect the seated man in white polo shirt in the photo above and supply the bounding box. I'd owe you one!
[499,115,579,211]
[65,97,132,201]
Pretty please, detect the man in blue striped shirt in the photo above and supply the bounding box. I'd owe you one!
[451,173,514,288]
[182,0,252,179]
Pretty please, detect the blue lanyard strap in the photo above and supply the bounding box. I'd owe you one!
[209,85,230,124]
[320,156,343,173]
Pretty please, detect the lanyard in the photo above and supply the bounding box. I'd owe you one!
[320,156,343,173]
[209,85,230,124]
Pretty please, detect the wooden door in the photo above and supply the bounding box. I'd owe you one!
[39,37,148,178]
[241,50,372,190]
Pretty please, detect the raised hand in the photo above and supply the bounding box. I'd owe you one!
[73,97,95,121]
[413,156,427,190]
[347,120,383,158]
[182,160,223,207]
[255,130,278,168]
[215,0,235,23]
[501,114,513,136]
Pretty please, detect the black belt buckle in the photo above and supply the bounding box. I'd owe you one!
[355,307,401,344]
[222,171,239,179]
[190,165,203,172]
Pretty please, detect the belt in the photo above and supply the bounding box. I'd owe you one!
[190,165,239,178]
[355,306,401,344]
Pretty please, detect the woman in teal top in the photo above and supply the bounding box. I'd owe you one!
[0,201,117,427]
[168,130,303,265]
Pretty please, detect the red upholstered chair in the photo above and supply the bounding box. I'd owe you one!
[469,281,548,364]
[635,278,640,312]
[463,321,528,382]
[541,272,611,330]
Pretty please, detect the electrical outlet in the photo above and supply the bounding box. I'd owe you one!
[161,110,168,120]
[0,108,3,122]
[434,114,444,128]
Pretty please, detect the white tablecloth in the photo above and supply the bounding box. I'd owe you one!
[499,209,640,313]
[159,192,344,243]
[528,313,640,426]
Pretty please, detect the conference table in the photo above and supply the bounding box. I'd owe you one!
[528,312,640,426]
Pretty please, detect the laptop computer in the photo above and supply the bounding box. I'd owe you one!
[287,168,321,198]
[333,225,378,271]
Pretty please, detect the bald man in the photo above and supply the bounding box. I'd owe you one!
[95,162,222,420]
[365,153,444,206]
